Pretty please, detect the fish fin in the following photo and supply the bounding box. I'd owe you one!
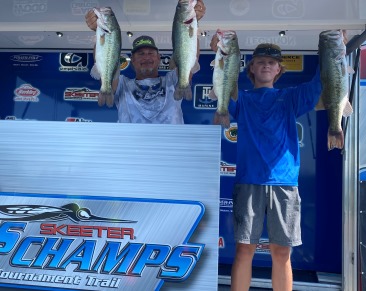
[342,100,353,117]
[113,66,120,81]
[328,130,344,150]
[347,65,355,74]
[342,30,348,44]
[219,58,225,70]
[213,111,230,128]
[209,89,218,100]
[210,59,215,68]
[105,93,114,108]
[189,25,194,37]
[98,87,114,108]
[174,86,192,101]
[315,95,326,111]
[169,58,177,70]
[98,91,106,107]
[191,59,200,74]
[100,34,105,46]
[90,64,101,80]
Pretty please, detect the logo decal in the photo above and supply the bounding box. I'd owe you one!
[10,54,43,63]
[59,53,88,72]
[64,87,99,101]
[194,84,217,109]
[224,123,238,142]
[13,0,47,17]
[220,161,236,176]
[71,0,99,16]
[13,84,40,102]
[66,117,92,122]
[0,204,135,223]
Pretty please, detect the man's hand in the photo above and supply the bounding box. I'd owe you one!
[210,33,219,52]
[85,9,98,31]
[195,0,206,21]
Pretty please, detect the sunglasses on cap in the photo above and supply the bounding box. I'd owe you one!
[253,47,282,59]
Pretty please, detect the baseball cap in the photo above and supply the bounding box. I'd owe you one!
[131,35,158,54]
[252,43,282,61]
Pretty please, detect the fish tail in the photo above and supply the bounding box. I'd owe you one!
[174,86,192,100]
[327,130,344,150]
[98,92,105,107]
[213,111,230,128]
[98,90,114,108]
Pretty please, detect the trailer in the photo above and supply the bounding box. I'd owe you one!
[0,1,365,290]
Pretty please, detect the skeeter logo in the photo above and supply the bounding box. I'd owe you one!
[0,194,205,290]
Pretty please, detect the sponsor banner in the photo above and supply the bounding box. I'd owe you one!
[0,193,204,291]
[0,121,220,290]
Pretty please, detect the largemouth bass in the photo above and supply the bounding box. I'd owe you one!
[90,7,121,107]
[317,29,353,150]
[171,0,199,101]
[209,29,240,128]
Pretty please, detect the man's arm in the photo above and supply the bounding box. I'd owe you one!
[189,0,206,79]
[195,0,206,61]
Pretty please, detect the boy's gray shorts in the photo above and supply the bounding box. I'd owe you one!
[233,184,302,247]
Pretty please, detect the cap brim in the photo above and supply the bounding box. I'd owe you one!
[253,55,282,62]
[131,45,159,54]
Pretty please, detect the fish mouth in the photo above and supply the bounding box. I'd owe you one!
[220,50,228,56]
[184,18,194,25]
[320,30,342,39]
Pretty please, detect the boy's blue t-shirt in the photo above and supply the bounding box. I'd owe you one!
[229,70,321,186]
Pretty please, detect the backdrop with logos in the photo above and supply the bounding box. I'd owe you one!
[0,50,343,274]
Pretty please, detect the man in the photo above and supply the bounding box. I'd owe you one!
[210,38,322,291]
[85,1,206,124]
